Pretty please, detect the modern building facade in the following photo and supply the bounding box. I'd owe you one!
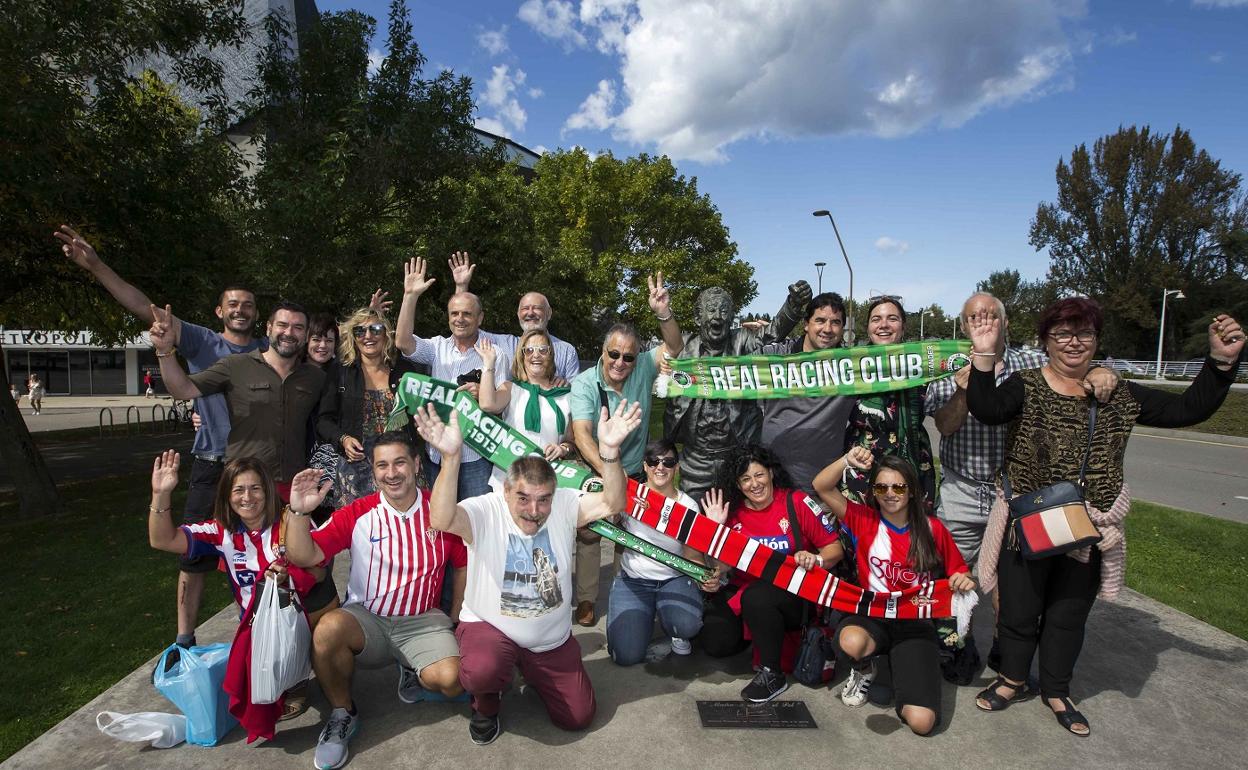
[3,330,156,396]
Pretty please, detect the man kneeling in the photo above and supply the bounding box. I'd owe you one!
[285,432,467,770]
[414,400,640,745]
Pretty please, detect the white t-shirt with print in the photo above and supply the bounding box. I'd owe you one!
[459,488,580,652]
[620,490,699,582]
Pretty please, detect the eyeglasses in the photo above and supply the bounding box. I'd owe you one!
[644,456,678,468]
[1048,330,1096,344]
[606,350,637,363]
[523,345,551,355]
[352,323,386,338]
[872,482,909,496]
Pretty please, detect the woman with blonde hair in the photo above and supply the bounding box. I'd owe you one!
[317,307,421,506]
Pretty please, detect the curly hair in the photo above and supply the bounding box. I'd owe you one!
[715,444,794,509]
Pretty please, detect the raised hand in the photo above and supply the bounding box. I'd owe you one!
[474,337,497,367]
[151,450,181,495]
[844,445,874,471]
[448,251,475,290]
[597,400,643,452]
[403,256,436,296]
[368,288,393,316]
[54,225,102,270]
[149,304,176,354]
[288,468,332,514]
[701,488,729,524]
[965,310,1001,355]
[412,403,463,457]
[647,271,672,318]
[1209,314,1245,362]
[787,279,813,307]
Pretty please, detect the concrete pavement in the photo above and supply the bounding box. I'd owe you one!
[1126,427,1248,524]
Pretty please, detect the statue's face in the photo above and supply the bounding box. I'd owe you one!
[696,294,734,346]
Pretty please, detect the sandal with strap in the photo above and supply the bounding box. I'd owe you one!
[975,675,1032,712]
[1046,695,1090,737]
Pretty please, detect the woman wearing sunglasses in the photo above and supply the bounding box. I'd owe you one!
[475,329,576,491]
[605,439,715,665]
[813,449,974,735]
[700,445,844,703]
[316,308,422,506]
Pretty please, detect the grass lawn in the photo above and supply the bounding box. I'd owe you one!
[1139,384,1248,438]
[0,474,233,762]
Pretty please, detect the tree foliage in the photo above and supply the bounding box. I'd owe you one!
[1030,125,1248,357]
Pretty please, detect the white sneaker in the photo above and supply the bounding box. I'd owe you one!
[670,637,692,656]
[841,663,875,707]
[314,708,359,770]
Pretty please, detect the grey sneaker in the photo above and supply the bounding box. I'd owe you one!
[841,663,875,707]
[670,637,693,656]
[397,663,423,704]
[314,708,359,770]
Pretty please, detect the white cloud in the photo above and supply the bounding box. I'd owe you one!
[532,144,549,155]
[874,236,911,255]
[536,1,1086,162]
[1193,0,1248,7]
[477,26,509,57]
[563,79,616,135]
[528,87,545,99]
[519,0,587,49]
[1102,26,1137,46]
[480,65,528,134]
[367,48,384,76]
[1209,51,1226,63]
[475,117,508,136]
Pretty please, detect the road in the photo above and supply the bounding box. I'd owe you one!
[1124,428,1248,524]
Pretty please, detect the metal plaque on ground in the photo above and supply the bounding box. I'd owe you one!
[696,700,818,729]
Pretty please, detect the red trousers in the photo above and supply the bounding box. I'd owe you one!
[455,621,596,730]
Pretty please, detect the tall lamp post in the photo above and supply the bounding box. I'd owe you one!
[1154,288,1185,379]
[814,261,827,294]
[812,210,855,343]
[919,309,931,338]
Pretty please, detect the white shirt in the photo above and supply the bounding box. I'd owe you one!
[620,490,699,581]
[404,334,510,464]
[458,488,580,652]
[488,386,572,492]
[480,330,581,381]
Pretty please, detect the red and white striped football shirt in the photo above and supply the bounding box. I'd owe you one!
[311,489,466,617]
[182,521,316,615]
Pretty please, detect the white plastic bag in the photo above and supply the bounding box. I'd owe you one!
[96,711,186,748]
[250,576,312,704]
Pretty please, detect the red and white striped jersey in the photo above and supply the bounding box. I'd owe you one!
[312,489,467,617]
[182,521,316,615]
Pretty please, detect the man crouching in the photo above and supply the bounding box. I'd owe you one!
[413,400,641,745]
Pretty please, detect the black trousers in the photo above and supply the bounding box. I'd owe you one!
[996,543,1100,699]
[701,581,807,671]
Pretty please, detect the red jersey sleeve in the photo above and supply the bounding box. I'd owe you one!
[792,490,837,550]
[444,532,468,569]
[840,500,875,542]
[930,516,969,576]
[310,499,362,563]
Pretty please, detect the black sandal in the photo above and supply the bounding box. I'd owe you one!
[1046,695,1090,737]
[975,675,1032,712]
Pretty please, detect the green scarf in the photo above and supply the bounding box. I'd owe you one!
[656,339,971,400]
[514,380,570,436]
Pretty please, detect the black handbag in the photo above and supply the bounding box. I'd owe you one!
[1004,399,1103,559]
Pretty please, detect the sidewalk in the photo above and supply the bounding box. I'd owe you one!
[11,395,182,435]
[4,553,1246,769]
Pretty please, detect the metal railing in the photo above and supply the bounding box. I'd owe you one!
[1095,359,1248,381]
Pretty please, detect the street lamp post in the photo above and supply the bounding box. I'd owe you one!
[951,317,958,340]
[1154,288,1185,379]
[814,261,827,294]
[812,210,855,343]
[919,309,931,338]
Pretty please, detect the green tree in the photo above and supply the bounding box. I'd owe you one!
[1030,125,1248,358]
[975,269,1060,347]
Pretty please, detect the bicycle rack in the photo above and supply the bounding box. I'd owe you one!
[98,407,115,438]
[151,404,167,434]
[125,405,142,435]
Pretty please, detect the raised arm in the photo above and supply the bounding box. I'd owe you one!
[1130,314,1243,428]
[412,404,474,543]
[149,305,202,399]
[812,446,874,519]
[763,279,813,343]
[577,401,643,527]
[395,256,436,357]
[648,272,684,357]
[474,338,511,414]
[964,310,1024,425]
[55,225,181,340]
[449,251,475,294]
[148,450,189,553]
[283,469,332,567]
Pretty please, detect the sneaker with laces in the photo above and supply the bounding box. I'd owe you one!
[397,663,424,704]
[314,708,359,770]
[741,666,788,703]
[469,709,501,745]
[670,637,692,656]
[841,664,875,707]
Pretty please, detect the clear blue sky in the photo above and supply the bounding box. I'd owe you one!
[317,0,1248,321]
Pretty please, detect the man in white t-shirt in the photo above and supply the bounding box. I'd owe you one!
[414,399,641,746]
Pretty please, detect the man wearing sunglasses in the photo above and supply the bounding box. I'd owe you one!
[567,273,684,626]
[665,280,811,501]
[448,254,580,381]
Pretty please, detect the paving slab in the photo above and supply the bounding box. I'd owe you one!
[5,553,1246,770]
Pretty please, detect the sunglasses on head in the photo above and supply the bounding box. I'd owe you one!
[872,482,909,496]
[606,349,637,363]
[352,323,386,338]
[644,456,678,468]
[523,345,551,355]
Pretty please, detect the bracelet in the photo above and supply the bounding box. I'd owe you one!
[1209,354,1236,366]
[155,350,174,358]
[655,312,673,322]
[600,455,621,464]
[149,506,171,514]
[971,351,996,358]
[285,505,311,518]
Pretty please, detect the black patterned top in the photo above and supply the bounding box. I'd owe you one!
[967,359,1236,510]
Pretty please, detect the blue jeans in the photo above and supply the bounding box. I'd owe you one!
[425,457,493,501]
[606,573,704,666]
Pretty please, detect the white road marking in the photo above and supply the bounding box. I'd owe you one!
[1134,433,1247,449]
[1236,496,1248,501]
